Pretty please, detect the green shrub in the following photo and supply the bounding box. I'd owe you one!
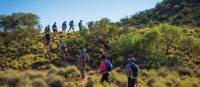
[25,70,46,80]
[157,68,168,78]
[32,78,48,87]
[0,70,21,86]
[65,82,78,87]
[65,66,80,79]
[48,74,64,87]
[16,78,32,87]
[57,68,68,78]
[86,75,101,87]
[110,69,127,87]
[178,67,193,76]
[48,65,59,74]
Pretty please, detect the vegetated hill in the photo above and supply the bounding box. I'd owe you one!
[119,0,200,28]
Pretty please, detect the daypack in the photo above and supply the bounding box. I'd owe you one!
[60,43,66,49]
[80,54,87,67]
[45,34,50,41]
[105,59,113,71]
[130,63,139,77]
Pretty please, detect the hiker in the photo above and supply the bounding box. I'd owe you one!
[78,20,83,31]
[125,55,140,87]
[68,20,74,32]
[52,22,58,33]
[45,25,51,34]
[59,42,67,61]
[78,48,91,80]
[47,25,50,33]
[44,26,48,34]
[62,21,67,32]
[45,33,51,47]
[44,33,52,57]
[98,55,113,83]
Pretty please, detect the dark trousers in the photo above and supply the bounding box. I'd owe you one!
[80,68,85,79]
[101,72,109,83]
[128,77,136,87]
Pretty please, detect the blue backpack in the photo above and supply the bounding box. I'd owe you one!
[105,59,113,71]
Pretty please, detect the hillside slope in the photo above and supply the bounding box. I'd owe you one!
[120,0,200,27]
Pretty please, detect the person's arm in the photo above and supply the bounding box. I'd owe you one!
[86,54,90,61]
[136,65,140,74]
[78,53,82,64]
[125,64,130,71]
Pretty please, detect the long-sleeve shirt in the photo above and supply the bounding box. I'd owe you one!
[125,63,140,78]
[78,51,90,64]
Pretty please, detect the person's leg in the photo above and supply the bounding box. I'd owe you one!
[63,50,66,61]
[101,73,106,83]
[83,69,85,79]
[68,27,71,32]
[62,28,64,32]
[128,77,133,87]
[105,72,109,82]
[80,68,86,80]
[133,79,136,87]
[128,77,136,87]
[101,72,109,83]
[64,28,66,32]
[72,27,74,32]
[80,69,84,79]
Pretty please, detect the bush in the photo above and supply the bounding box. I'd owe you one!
[25,70,46,80]
[16,78,32,87]
[86,75,101,87]
[57,68,68,78]
[48,74,65,87]
[32,78,48,87]
[110,69,127,87]
[178,67,193,76]
[48,65,59,74]
[65,66,80,79]
[0,70,21,86]
[65,82,78,87]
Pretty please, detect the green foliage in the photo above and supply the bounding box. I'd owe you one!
[0,67,199,87]
[119,0,200,27]
[110,68,127,87]
[16,78,32,87]
[32,78,48,87]
[64,66,80,79]
[110,24,200,69]
[48,74,64,87]
[0,12,40,32]
[0,70,20,87]
[0,7,200,87]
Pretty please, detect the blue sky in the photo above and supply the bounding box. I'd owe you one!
[0,0,162,31]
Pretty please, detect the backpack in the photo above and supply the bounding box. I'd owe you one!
[45,34,50,41]
[105,59,113,71]
[60,43,66,49]
[130,63,139,77]
[80,55,87,67]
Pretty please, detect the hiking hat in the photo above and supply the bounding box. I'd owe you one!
[128,57,135,63]
[83,48,87,52]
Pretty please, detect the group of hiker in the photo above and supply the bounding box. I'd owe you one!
[44,20,83,33]
[43,21,140,87]
[78,48,140,87]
